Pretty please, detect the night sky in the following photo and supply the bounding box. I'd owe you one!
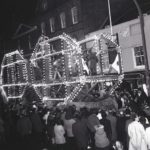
[0,0,150,39]
[0,0,37,39]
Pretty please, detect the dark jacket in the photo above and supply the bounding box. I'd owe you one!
[100,118,112,141]
[17,116,32,136]
[72,118,89,149]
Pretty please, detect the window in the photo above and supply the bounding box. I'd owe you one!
[71,6,78,24]
[130,23,141,36]
[41,22,46,34]
[60,12,66,29]
[49,17,55,32]
[134,46,144,67]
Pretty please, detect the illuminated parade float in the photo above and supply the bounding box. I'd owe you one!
[1,33,124,105]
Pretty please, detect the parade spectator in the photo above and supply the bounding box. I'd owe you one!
[114,90,122,109]
[107,110,117,143]
[116,111,126,145]
[124,109,133,150]
[63,106,76,150]
[100,110,112,141]
[46,111,55,149]
[128,113,147,150]
[30,107,44,149]
[135,88,149,115]
[145,123,150,150]
[87,108,100,148]
[72,111,89,150]
[111,141,124,150]
[53,118,66,150]
[43,110,50,125]
[94,124,110,150]
[0,116,5,145]
[17,112,32,150]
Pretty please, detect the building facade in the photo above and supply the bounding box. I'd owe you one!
[86,14,150,89]
[6,0,133,56]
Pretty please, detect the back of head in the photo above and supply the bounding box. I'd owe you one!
[54,118,63,126]
[65,106,75,120]
[139,116,146,126]
[101,110,107,119]
[91,108,98,115]
[74,111,81,120]
[80,107,89,118]
[131,112,138,121]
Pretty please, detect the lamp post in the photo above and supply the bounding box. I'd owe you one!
[132,0,150,95]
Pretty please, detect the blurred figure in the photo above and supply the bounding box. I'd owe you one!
[128,113,147,150]
[0,116,5,145]
[100,110,112,142]
[145,121,150,150]
[94,124,110,150]
[63,106,76,150]
[135,88,149,115]
[17,112,32,150]
[30,107,44,150]
[87,49,98,75]
[116,111,126,146]
[107,110,117,143]
[72,111,89,150]
[125,109,133,150]
[111,141,124,150]
[87,108,100,148]
[139,116,150,150]
[53,118,66,150]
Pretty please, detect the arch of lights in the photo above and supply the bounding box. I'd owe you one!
[1,33,124,103]
[1,50,28,101]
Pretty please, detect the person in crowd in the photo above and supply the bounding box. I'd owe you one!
[120,94,130,108]
[128,113,147,150]
[134,88,149,115]
[111,141,124,150]
[17,111,32,150]
[114,90,122,109]
[107,110,117,143]
[94,124,110,150]
[139,116,149,129]
[43,110,50,126]
[116,111,126,146]
[124,108,133,150]
[30,107,44,150]
[87,108,100,148]
[0,116,5,145]
[53,118,66,150]
[87,108,100,133]
[63,106,76,150]
[72,111,89,150]
[87,49,98,75]
[145,120,150,150]
[46,110,55,147]
[99,110,112,142]
[139,116,150,150]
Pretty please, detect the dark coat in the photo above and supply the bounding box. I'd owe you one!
[30,112,43,133]
[87,114,100,133]
[72,118,89,149]
[100,118,112,141]
[17,116,32,136]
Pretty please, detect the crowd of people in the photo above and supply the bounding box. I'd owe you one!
[0,87,150,150]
